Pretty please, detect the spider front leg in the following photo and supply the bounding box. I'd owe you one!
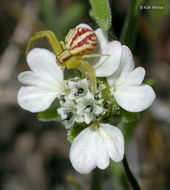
[64,59,96,92]
[79,61,97,93]
[25,31,62,55]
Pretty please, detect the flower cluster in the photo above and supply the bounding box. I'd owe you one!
[57,77,106,129]
[17,23,155,174]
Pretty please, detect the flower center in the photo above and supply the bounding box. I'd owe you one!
[85,105,93,112]
[64,112,73,120]
[74,87,84,96]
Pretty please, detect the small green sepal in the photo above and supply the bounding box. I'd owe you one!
[38,108,60,121]
[68,123,87,143]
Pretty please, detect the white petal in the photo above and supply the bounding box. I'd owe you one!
[84,114,92,124]
[121,67,145,87]
[27,48,63,83]
[118,45,135,79]
[75,23,93,30]
[95,28,108,50]
[18,71,41,86]
[80,78,88,89]
[75,115,84,123]
[114,85,156,112]
[18,71,61,92]
[94,105,104,115]
[95,133,109,170]
[99,124,124,162]
[94,41,122,77]
[107,45,134,87]
[17,86,58,112]
[57,107,65,116]
[63,120,75,129]
[70,127,98,174]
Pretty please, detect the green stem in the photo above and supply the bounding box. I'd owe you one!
[120,0,144,49]
[91,168,102,190]
[123,156,141,190]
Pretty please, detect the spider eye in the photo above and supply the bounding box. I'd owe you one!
[65,27,98,56]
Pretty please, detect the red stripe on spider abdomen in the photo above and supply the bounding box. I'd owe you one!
[66,27,98,56]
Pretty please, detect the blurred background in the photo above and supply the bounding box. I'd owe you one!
[0,0,170,189]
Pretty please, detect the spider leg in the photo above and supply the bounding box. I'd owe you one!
[64,59,96,92]
[81,54,110,59]
[79,61,97,93]
[35,31,61,50]
[25,31,62,55]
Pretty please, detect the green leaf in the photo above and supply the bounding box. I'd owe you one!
[68,123,86,143]
[38,108,60,121]
[89,0,111,30]
[89,9,95,19]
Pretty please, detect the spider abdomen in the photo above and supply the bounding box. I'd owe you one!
[66,27,98,56]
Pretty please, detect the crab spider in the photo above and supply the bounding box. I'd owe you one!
[26,28,109,92]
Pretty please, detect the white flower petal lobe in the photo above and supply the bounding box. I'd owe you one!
[18,86,58,112]
[70,124,124,174]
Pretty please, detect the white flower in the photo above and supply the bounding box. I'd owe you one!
[76,92,104,124]
[67,78,88,100]
[70,124,124,174]
[107,46,156,112]
[93,84,106,104]
[75,24,122,77]
[57,101,83,129]
[17,48,65,112]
